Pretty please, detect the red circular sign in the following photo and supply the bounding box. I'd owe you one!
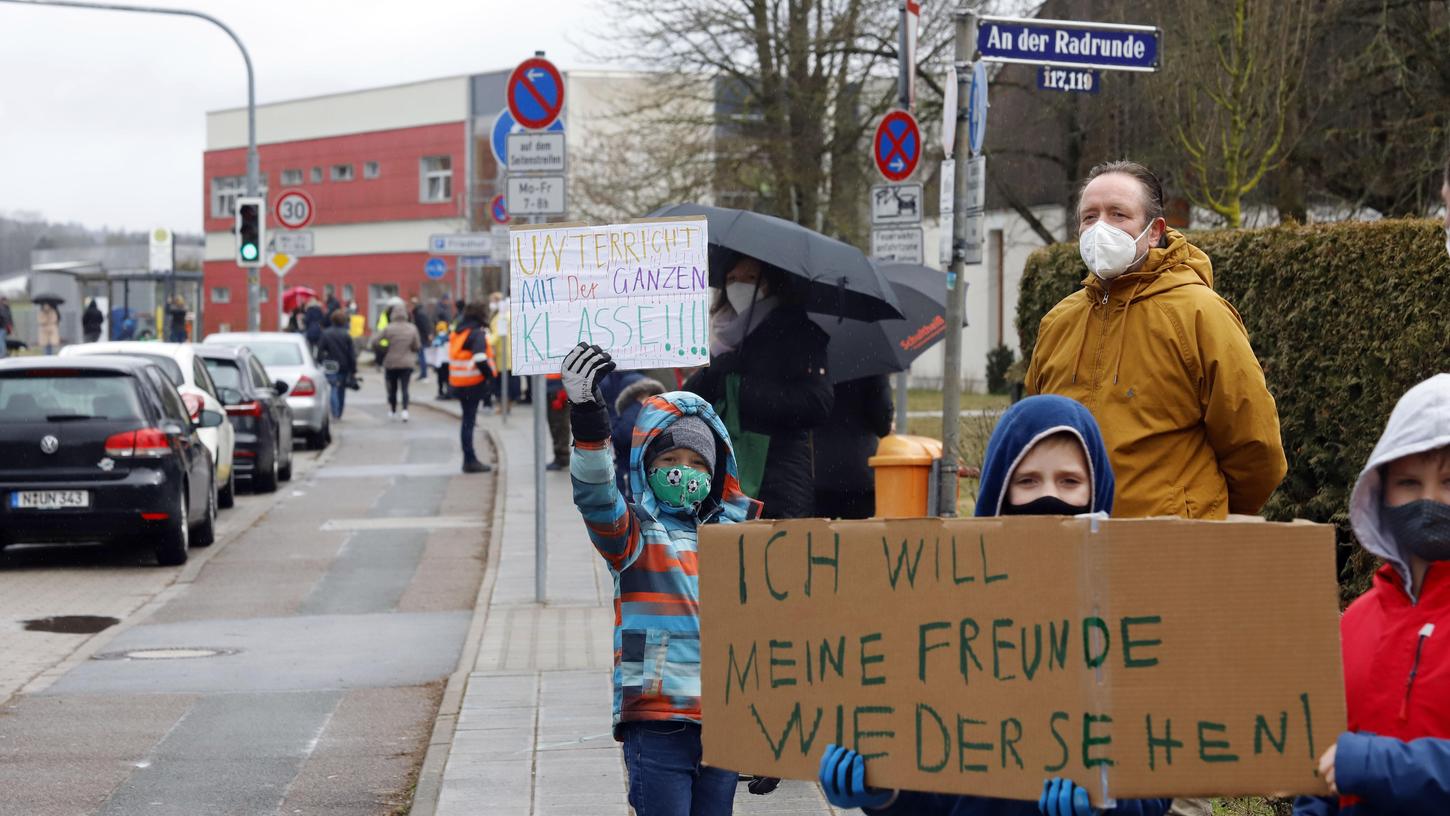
[490,194,511,225]
[506,57,566,131]
[873,110,922,182]
[274,189,314,229]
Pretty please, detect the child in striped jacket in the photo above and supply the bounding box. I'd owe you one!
[561,343,763,816]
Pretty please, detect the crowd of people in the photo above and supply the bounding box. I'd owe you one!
[553,157,1450,816]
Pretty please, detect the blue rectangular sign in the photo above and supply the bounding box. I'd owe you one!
[1037,66,1100,94]
[977,16,1159,72]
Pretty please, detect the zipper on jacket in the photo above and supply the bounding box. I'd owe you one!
[1398,623,1435,721]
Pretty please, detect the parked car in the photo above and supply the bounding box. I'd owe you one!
[0,356,220,565]
[59,342,239,508]
[202,332,331,449]
[195,345,294,493]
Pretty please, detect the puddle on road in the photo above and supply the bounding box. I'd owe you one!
[21,615,120,634]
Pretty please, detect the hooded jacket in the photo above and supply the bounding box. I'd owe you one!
[379,304,421,370]
[1024,229,1286,519]
[868,397,1169,816]
[570,391,762,734]
[1295,374,1450,816]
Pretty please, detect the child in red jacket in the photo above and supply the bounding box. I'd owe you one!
[1296,373,1450,814]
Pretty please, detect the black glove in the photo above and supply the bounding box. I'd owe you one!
[561,343,616,406]
[746,776,781,795]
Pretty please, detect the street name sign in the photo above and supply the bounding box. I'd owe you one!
[871,227,925,264]
[507,176,566,216]
[273,231,314,256]
[274,189,314,229]
[1038,65,1101,93]
[874,110,922,182]
[507,131,566,173]
[976,16,1161,72]
[870,183,924,226]
[507,56,566,130]
[430,233,496,255]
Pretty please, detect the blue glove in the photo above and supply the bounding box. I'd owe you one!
[818,744,893,810]
[1039,777,1099,816]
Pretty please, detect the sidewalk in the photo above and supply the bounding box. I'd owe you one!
[417,395,841,815]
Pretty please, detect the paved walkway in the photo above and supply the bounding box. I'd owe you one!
[416,395,841,816]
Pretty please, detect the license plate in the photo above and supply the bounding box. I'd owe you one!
[10,490,90,510]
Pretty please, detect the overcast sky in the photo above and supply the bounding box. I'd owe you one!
[0,0,604,233]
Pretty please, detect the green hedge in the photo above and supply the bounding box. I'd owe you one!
[1017,220,1450,595]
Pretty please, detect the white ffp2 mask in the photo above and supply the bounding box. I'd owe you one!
[726,282,761,314]
[1079,220,1154,280]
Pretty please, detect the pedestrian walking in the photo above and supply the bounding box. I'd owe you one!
[561,343,762,816]
[316,311,357,420]
[303,299,325,356]
[448,301,494,473]
[818,395,1171,816]
[0,296,13,359]
[683,256,833,518]
[37,302,60,354]
[411,296,432,381]
[377,303,421,421]
[1025,160,1286,520]
[813,374,895,519]
[82,298,104,343]
[166,295,188,342]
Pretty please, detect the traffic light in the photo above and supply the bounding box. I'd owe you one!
[235,196,265,267]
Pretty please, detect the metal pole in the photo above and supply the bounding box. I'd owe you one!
[533,368,547,603]
[0,0,260,331]
[892,3,913,433]
[939,8,976,517]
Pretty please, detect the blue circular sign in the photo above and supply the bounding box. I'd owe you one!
[425,257,447,280]
[490,109,565,167]
[968,62,989,156]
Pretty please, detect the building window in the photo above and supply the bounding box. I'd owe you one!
[331,164,354,182]
[420,156,452,202]
[281,168,303,186]
[342,284,355,302]
[211,287,231,304]
[364,161,380,179]
[323,284,336,301]
[310,167,322,183]
[209,175,268,218]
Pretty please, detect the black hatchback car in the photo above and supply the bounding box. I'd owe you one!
[0,356,221,565]
[195,345,294,493]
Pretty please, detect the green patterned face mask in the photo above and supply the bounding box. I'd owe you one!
[647,466,712,512]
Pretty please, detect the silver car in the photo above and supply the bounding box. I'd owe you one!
[202,332,331,449]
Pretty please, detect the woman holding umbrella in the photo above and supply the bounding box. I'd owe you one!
[684,256,834,519]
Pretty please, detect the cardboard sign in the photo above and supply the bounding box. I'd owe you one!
[699,517,1344,805]
[508,217,710,375]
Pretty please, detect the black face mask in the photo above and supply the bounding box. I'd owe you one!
[1002,495,1091,516]
[1382,499,1450,562]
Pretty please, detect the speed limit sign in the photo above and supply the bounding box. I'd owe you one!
[274,190,314,229]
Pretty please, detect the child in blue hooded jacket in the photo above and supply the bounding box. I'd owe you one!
[562,343,763,816]
[816,395,1171,816]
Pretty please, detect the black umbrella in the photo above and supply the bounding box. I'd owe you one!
[648,203,903,321]
[810,261,964,383]
[31,292,65,306]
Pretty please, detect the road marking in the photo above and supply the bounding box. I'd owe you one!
[319,515,485,532]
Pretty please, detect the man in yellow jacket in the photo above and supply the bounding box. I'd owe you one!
[1025,160,1287,520]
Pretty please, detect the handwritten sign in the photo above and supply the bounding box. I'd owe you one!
[507,217,710,375]
[699,517,1344,805]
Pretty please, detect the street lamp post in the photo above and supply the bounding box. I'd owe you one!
[1,0,262,331]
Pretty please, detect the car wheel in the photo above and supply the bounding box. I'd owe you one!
[307,421,330,450]
[253,439,280,493]
[155,488,189,566]
[218,467,236,509]
[278,443,293,482]
[191,477,217,548]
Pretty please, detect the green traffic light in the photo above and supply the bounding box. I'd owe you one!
[240,244,259,261]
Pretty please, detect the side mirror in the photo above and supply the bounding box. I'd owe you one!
[217,387,243,405]
[197,409,225,429]
[273,380,290,396]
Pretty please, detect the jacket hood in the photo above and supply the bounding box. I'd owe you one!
[1350,373,1450,594]
[629,390,761,523]
[388,303,410,322]
[615,377,666,417]
[974,395,1115,517]
[1083,228,1215,303]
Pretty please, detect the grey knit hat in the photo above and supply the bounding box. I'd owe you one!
[645,415,718,475]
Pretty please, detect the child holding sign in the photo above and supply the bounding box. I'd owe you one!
[817,395,1170,816]
[562,342,764,816]
[1296,374,1450,815]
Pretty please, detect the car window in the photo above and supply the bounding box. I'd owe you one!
[146,367,190,423]
[244,342,303,367]
[248,358,271,389]
[0,372,145,421]
[192,358,219,399]
[203,358,245,392]
[86,352,184,387]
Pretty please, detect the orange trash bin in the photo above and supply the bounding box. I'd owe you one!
[868,434,943,518]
